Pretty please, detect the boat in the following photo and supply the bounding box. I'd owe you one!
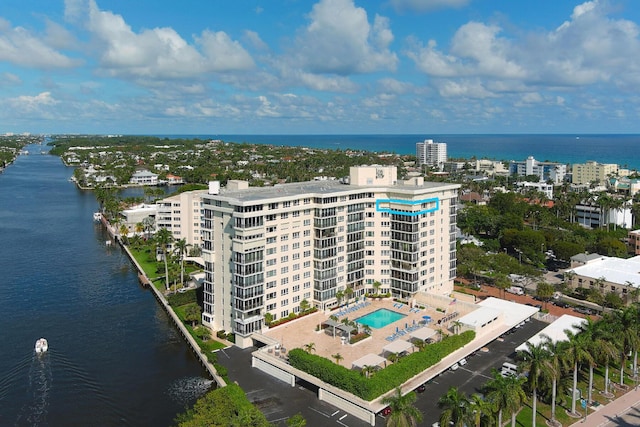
[93,212,102,222]
[35,338,48,354]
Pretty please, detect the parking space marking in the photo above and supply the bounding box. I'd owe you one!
[339,414,348,420]
[309,406,332,418]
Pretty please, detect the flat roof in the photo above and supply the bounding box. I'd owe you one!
[569,255,640,286]
[516,314,586,352]
[203,178,459,204]
[477,297,539,327]
[458,306,501,329]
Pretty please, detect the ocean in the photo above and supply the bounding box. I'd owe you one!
[156,134,640,171]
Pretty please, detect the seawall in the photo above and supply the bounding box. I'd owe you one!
[102,219,227,388]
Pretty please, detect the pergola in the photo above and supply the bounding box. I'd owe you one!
[382,339,413,356]
[410,327,437,342]
[322,319,357,340]
[352,353,387,370]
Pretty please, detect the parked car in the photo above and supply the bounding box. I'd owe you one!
[450,362,460,371]
[459,358,467,366]
[416,384,426,393]
[381,407,392,416]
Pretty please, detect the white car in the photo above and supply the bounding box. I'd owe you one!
[459,358,467,366]
[450,362,460,371]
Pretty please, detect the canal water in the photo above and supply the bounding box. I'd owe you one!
[0,145,210,426]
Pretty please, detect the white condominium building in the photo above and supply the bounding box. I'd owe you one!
[572,161,619,185]
[156,190,206,248]
[200,166,460,348]
[416,139,447,169]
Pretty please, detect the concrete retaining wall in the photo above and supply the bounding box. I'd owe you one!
[252,357,295,386]
[319,388,376,426]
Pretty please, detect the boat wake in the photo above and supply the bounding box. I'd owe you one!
[14,352,52,426]
[167,376,214,406]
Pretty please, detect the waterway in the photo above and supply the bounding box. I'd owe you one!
[0,146,210,426]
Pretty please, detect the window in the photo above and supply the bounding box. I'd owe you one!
[281,234,289,241]
[267,270,276,277]
[293,295,300,303]
[267,303,276,311]
[281,288,289,296]
[281,310,289,318]
[281,277,289,285]
[293,284,300,292]
[281,266,289,274]
[281,255,289,263]
[267,259,276,266]
[281,245,289,252]
[281,299,288,307]
[267,236,276,244]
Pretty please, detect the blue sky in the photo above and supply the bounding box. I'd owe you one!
[1,0,640,135]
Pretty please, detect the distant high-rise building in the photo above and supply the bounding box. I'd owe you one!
[416,139,447,170]
[572,161,619,185]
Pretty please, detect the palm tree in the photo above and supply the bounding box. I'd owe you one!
[118,223,129,242]
[467,393,494,427]
[155,227,173,291]
[173,238,191,287]
[381,387,423,427]
[135,221,144,236]
[610,307,640,386]
[438,387,470,427]
[485,370,526,427]
[562,329,593,416]
[331,353,343,365]
[303,342,315,353]
[142,215,155,239]
[361,365,377,378]
[517,341,551,427]
[541,335,563,426]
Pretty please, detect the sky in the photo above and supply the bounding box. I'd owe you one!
[1,0,640,135]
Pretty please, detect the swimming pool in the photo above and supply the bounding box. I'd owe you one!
[355,309,406,329]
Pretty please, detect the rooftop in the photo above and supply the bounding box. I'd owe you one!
[569,255,640,286]
[515,314,585,352]
[206,178,459,204]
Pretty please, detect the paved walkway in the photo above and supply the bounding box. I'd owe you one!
[570,386,640,427]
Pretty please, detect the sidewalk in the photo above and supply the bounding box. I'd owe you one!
[570,385,640,427]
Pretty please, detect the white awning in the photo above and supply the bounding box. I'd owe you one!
[352,353,387,370]
[383,340,413,354]
[410,327,437,341]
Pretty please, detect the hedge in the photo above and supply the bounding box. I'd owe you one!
[288,330,475,401]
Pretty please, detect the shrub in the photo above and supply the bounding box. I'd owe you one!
[289,330,475,400]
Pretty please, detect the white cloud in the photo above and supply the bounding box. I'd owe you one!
[244,30,269,51]
[377,78,414,94]
[8,92,59,113]
[0,18,80,69]
[1,72,22,86]
[406,0,640,94]
[390,0,471,13]
[435,79,495,98]
[450,22,525,79]
[78,0,253,79]
[256,95,281,117]
[290,0,397,75]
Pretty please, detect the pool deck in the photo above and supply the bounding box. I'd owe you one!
[263,299,451,368]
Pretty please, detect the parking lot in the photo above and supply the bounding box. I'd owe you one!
[219,319,547,426]
[410,319,547,426]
